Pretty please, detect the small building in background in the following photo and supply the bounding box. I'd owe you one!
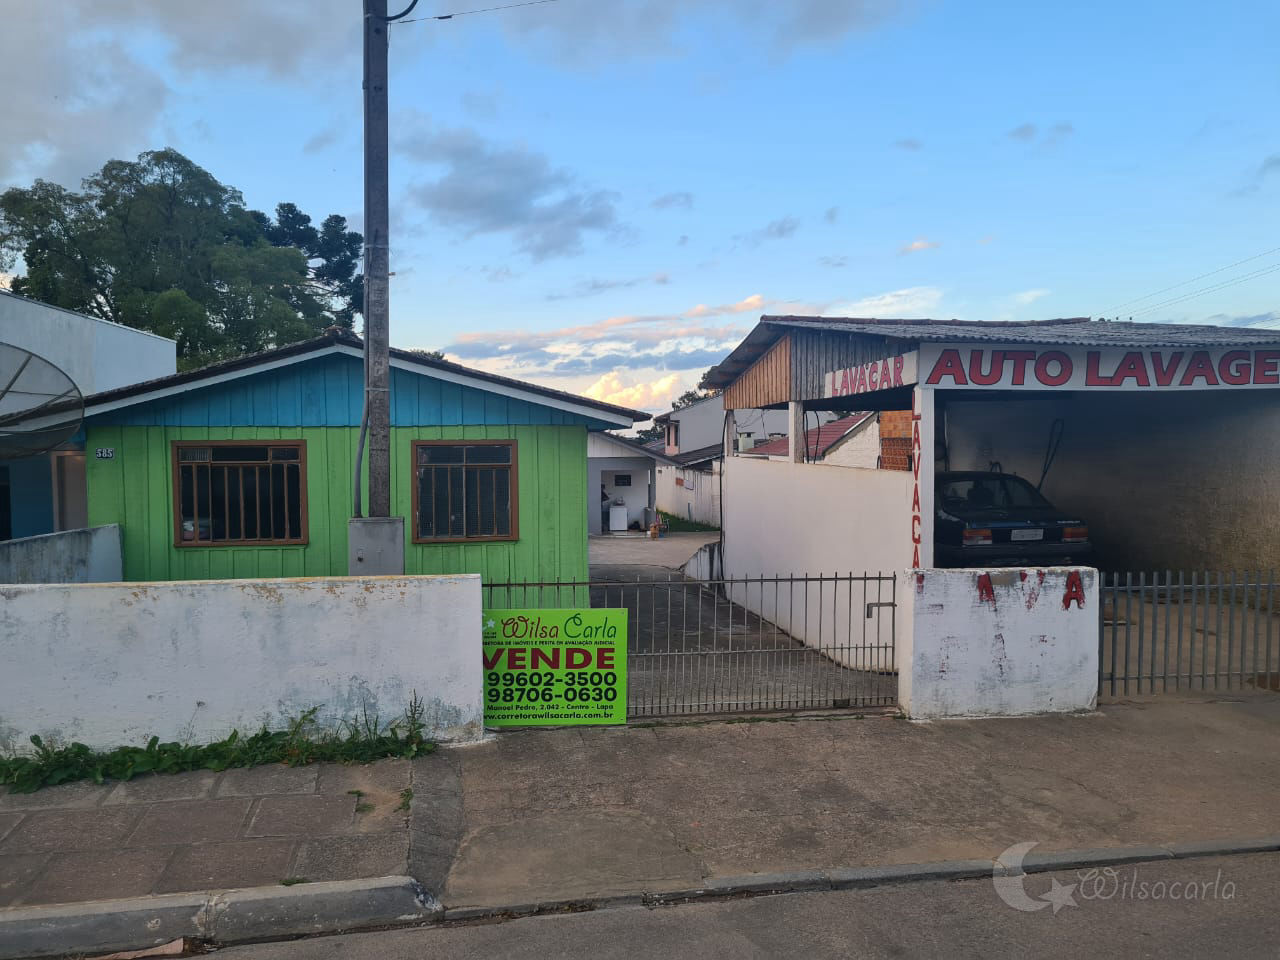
[587,431,678,534]
[0,290,177,542]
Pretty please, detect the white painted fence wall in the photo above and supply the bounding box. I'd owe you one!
[655,462,721,526]
[902,567,1098,718]
[718,457,914,667]
[0,575,483,752]
[0,524,122,584]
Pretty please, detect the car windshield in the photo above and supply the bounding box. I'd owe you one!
[938,475,1050,510]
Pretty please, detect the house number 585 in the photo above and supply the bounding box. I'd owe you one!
[95,448,115,460]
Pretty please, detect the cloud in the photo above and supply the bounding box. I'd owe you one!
[736,216,801,247]
[584,372,684,411]
[824,206,840,224]
[1012,289,1050,305]
[302,128,340,155]
[893,137,923,150]
[651,191,693,210]
[825,286,943,317]
[1201,311,1280,329]
[460,90,500,120]
[546,273,671,301]
[496,0,902,65]
[397,118,621,261]
[686,294,766,318]
[1008,122,1074,147]
[678,235,689,246]
[818,255,849,268]
[900,237,941,254]
[1235,154,1280,196]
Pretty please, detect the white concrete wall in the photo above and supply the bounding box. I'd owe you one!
[655,462,721,526]
[719,457,914,667]
[0,290,176,395]
[601,466,649,529]
[902,567,1098,718]
[823,419,881,468]
[943,390,1280,571]
[0,575,483,752]
[0,524,122,584]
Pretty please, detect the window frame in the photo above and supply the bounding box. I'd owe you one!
[411,439,519,545]
[170,439,310,548]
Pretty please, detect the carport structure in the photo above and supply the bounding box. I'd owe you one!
[705,315,1280,696]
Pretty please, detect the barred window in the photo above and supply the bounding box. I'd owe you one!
[173,442,307,546]
[413,441,517,543]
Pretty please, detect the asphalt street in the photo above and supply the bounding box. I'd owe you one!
[219,853,1280,960]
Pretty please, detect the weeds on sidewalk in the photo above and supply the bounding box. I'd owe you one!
[0,694,434,794]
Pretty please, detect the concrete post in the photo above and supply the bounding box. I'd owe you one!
[723,409,736,460]
[787,400,805,463]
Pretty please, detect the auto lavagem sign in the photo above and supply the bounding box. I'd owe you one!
[481,609,628,726]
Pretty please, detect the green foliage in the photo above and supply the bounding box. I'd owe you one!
[0,694,433,795]
[396,788,414,812]
[658,510,719,533]
[0,148,364,370]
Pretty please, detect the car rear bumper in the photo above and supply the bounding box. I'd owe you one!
[934,542,1095,569]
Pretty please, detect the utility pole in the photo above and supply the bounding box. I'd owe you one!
[363,0,391,518]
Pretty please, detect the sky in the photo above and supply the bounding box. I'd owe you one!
[2,0,1279,413]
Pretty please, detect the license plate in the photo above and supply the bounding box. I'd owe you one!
[1010,528,1043,542]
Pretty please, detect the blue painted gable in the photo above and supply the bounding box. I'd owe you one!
[91,352,617,430]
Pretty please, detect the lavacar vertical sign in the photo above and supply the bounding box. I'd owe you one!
[481,609,628,726]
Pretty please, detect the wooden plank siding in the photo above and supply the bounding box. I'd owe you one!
[86,424,589,587]
[789,330,907,402]
[723,334,792,410]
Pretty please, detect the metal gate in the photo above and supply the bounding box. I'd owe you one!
[1100,571,1280,696]
[483,571,897,717]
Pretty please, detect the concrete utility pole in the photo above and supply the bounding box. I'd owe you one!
[363,0,392,518]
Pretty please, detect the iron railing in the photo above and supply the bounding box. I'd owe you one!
[483,572,897,718]
[1099,571,1280,696]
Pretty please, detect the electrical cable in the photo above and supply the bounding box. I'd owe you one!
[1110,244,1280,313]
[1129,261,1280,318]
[1037,419,1064,491]
[393,0,558,24]
[386,0,421,20]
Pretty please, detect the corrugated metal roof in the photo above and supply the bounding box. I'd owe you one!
[706,315,1280,388]
[745,412,873,458]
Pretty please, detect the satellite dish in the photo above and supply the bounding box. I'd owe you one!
[0,341,85,459]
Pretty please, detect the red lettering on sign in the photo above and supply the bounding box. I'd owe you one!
[926,349,967,386]
[1180,351,1219,386]
[912,515,921,544]
[856,366,868,393]
[1255,350,1280,385]
[894,355,905,387]
[483,649,503,670]
[1062,571,1086,609]
[1151,352,1183,387]
[868,363,879,391]
[566,648,592,669]
[911,484,920,512]
[977,573,996,604]
[1005,351,1036,385]
[1085,351,1111,386]
[882,358,893,388]
[912,544,921,567]
[532,648,558,670]
[508,647,527,670]
[1113,351,1152,387]
[598,648,615,670]
[1035,351,1072,386]
[969,350,1005,386]
[1218,350,1251,386]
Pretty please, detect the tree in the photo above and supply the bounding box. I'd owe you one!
[0,149,363,370]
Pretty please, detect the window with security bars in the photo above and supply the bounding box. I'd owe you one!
[413,441,517,542]
[173,442,307,546]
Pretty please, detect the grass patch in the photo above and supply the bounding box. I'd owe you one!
[0,695,434,795]
[397,788,413,812]
[355,802,375,814]
[658,510,719,533]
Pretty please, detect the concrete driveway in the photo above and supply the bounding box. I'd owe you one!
[588,532,719,570]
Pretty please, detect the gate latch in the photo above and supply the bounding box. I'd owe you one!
[865,601,894,620]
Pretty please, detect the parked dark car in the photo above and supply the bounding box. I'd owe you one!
[934,471,1093,568]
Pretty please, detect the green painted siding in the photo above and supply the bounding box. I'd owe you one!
[87,423,589,587]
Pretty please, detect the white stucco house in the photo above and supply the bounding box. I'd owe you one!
[587,431,680,534]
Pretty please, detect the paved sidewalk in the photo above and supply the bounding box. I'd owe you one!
[588,531,718,569]
[409,696,1280,909]
[0,759,412,908]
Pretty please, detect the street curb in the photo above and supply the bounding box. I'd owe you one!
[0,876,438,960]
[439,839,1280,923]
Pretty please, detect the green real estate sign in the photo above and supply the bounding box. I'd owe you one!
[481,608,628,726]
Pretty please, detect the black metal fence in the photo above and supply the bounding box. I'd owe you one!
[1099,571,1280,696]
[483,572,898,717]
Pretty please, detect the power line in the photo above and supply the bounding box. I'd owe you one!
[1129,261,1280,318]
[394,0,559,24]
[1111,244,1280,312]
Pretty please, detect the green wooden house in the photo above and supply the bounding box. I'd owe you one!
[82,329,645,586]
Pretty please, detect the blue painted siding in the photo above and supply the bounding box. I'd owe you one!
[2,455,54,539]
[92,352,618,430]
